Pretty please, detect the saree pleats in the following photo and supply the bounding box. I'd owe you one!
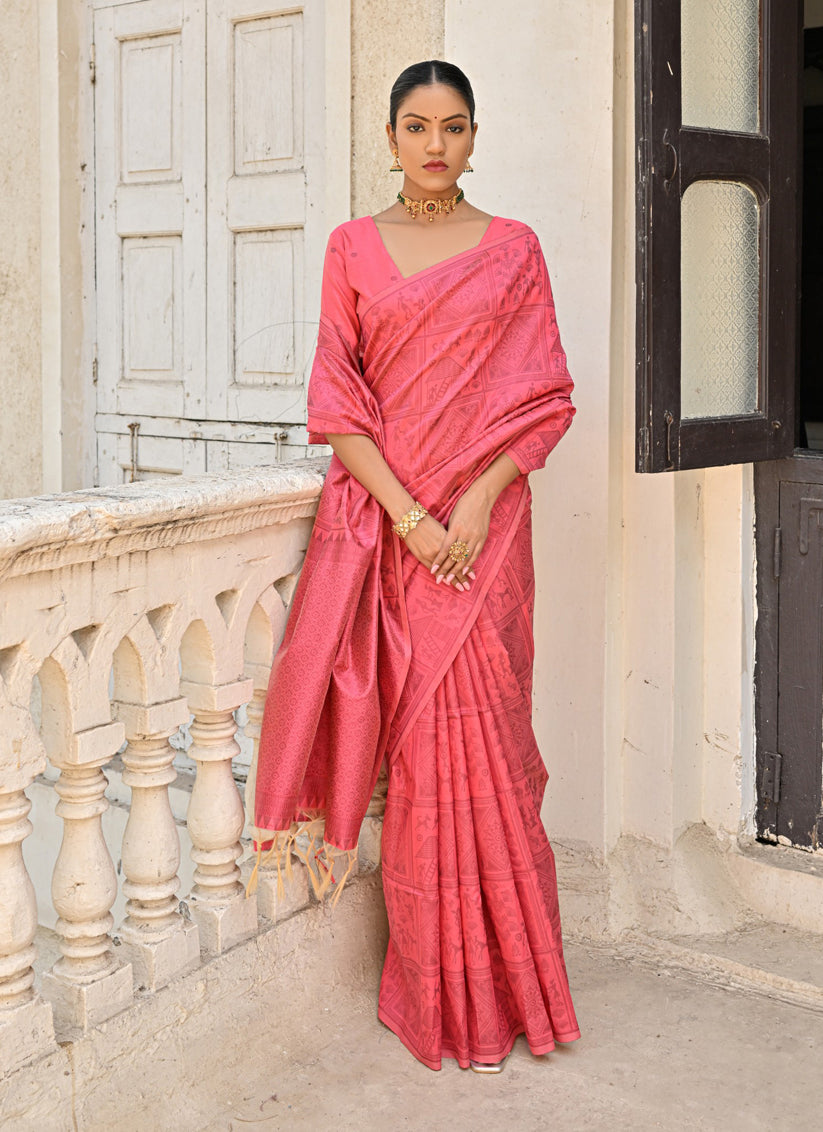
[378,509,580,1070]
[254,215,581,1068]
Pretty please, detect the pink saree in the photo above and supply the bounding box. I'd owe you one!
[255,215,581,1068]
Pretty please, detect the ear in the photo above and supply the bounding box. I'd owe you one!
[386,121,397,151]
[468,121,478,156]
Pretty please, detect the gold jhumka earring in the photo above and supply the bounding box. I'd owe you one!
[390,148,403,172]
[464,157,474,173]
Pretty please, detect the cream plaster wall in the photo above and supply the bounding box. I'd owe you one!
[445,0,619,852]
[615,0,760,857]
[615,0,755,853]
[0,1,90,498]
[351,0,444,219]
[53,0,95,491]
[444,0,759,862]
[0,1,43,499]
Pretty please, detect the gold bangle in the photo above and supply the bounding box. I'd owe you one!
[392,501,428,540]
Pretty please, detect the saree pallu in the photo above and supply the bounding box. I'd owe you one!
[254,215,581,1067]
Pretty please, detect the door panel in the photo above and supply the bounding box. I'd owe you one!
[205,0,324,425]
[94,0,206,434]
[755,458,823,849]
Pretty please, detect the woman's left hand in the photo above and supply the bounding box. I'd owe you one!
[429,481,493,586]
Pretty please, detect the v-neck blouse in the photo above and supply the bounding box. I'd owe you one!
[368,213,499,282]
[327,214,528,325]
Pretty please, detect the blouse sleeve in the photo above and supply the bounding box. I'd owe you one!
[504,251,575,474]
[306,226,383,448]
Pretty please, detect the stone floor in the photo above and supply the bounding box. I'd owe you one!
[8,876,823,1131]
[193,939,822,1132]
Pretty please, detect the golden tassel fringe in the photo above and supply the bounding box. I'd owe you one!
[246,819,358,907]
[245,826,297,899]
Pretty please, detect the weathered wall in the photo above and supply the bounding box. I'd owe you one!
[3,875,389,1129]
[351,0,444,219]
[55,0,93,491]
[443,0,760,869]
[0,0,43,498]
[445,0,619,852]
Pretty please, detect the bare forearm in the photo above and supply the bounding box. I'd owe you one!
[325,433,414,524]
[471,452,522,507]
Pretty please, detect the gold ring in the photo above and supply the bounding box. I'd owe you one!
[448,539,470,562]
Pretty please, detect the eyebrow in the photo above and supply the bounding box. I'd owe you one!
[400,112,468,122]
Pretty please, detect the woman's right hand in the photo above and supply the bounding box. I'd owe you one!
[403,516,470,592]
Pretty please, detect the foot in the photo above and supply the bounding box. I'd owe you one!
[469,1056,507,1074]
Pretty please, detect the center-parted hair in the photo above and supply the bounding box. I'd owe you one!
[389,60,476,129]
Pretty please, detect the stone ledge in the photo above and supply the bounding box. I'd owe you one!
[728,836,823,934]
[0,458,329,580]
[554,825,823,940]
[2,873,388,1128]
[0,997,56,1077]
[575,923,823,1016]
[41,961,134,1039]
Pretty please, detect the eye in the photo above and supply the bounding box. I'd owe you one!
[447,125,464,133]
[405,123,424,132]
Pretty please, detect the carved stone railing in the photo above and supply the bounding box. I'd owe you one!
[0,461,327,1074]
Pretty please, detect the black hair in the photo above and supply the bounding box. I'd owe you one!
[389,60,475,129]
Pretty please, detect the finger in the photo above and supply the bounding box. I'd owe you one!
[430,531,457,576]
[436,531,475,578]
[460,538,485,575]
[448,571,470,593]
[448,538,474,577]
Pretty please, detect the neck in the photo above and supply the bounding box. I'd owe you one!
[400,177,461,200]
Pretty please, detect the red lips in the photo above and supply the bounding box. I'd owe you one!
[424,162,448,171]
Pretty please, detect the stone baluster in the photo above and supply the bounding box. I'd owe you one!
[242,677,266,827]
[41,722,133,1034]
[180,679,257,955]
[359,763,388,872]
[113,698,200,990]
[0,783,56,1074]
[243,671,308,923]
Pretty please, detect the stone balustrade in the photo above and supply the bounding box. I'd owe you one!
[0,461,327,1075]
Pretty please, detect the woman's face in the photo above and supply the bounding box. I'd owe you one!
[387,83,477,194]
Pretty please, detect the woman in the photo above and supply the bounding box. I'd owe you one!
[254,60,580,1072]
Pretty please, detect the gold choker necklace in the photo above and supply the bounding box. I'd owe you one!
[397,188,465,222]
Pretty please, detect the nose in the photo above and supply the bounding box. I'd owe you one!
[426,128,446,155]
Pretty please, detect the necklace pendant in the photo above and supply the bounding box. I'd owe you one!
[397,188,465,221]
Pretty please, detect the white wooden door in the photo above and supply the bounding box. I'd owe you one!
[206,0,325,426]
[94,0,207,477]
[92,0,350,483]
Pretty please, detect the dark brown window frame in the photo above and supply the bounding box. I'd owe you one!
[635,0,802,473]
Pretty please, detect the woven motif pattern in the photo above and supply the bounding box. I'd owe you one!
[255,215,579,1067]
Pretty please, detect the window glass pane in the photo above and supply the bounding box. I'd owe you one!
[681,0,760,133]
[681,180,760,419]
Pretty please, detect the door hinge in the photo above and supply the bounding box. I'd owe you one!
[773,526,782,578]
[128,421,140,483]
[760,751,782,807]
[663,409,674,470]
[89,43,96,85]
